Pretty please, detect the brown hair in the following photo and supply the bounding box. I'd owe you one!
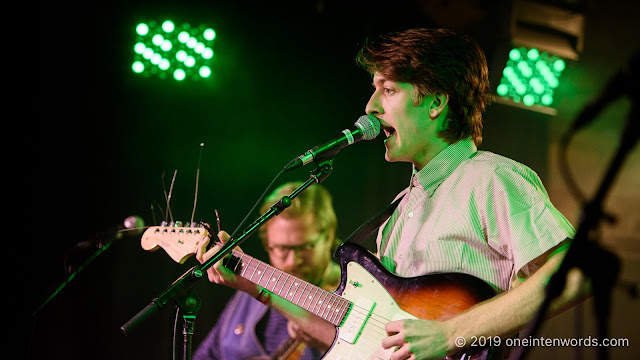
[356,28,492,146]
[258,182,338,249]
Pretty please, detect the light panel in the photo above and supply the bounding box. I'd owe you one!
[132,20,216,81]
[497,46,566,111]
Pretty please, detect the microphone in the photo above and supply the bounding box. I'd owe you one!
[75,215,145,248]
[284,114,381,171]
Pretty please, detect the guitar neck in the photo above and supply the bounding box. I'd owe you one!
[225,250,351,326]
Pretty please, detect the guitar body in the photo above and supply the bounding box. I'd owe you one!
[325,242,497,360]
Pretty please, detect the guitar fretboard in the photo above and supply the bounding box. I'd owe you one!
[227,250,351,326]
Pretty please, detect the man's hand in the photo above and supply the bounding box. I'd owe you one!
[382,319,451,360]
[195,230,257,295]
[287,320,330,351]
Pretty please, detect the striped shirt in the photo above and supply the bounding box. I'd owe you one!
[376,138,574,292]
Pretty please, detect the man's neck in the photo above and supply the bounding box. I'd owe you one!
[413,138,450,171]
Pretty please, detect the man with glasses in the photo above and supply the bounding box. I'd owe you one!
[193,182,341,360]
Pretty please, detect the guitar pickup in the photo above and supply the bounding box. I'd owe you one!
[338,296,375,344]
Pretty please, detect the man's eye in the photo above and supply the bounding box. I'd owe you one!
[384,88,394,94]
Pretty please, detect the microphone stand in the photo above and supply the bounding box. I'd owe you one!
[120,160,334,359]
[174,289,201,360]
[33,235,119,317]
[514,97,638,360]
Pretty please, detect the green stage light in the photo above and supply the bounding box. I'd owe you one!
[132,61,144,73]
[132,19,216,81]
[497,46,566,111]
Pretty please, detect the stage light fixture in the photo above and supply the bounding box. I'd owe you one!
[493,0,584,115]
[132,19,216,81]
[496,46,566,112]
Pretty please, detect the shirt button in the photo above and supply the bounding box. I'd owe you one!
[408,211,414,218]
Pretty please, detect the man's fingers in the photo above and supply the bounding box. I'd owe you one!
[389,343,414,360]
[381,331,405,349]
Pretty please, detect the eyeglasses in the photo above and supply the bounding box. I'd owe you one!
[267,234,326,259]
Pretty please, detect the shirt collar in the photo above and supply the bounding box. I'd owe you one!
[411,137,477,196]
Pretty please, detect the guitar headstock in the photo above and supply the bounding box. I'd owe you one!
[141,225,210,264]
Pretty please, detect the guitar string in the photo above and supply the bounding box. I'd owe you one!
[193,234,394,336]
[162,231,399,341]
[236,255,393,336]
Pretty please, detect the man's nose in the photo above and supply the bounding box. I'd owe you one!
[365,91,382,115]
[283,249,304,267]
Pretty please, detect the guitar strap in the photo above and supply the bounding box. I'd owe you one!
[342,195,405,249]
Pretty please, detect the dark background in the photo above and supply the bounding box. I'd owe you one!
[25,1,638,359]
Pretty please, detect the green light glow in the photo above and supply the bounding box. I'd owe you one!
[132,61,144,73]
[162,20,175,33]
[132,20,217,81]
[176,50,187,62]
[136,23,149,36]
[497,46,566,108]
[174,68,186,81]
[497,83,509,96]
[199,66,211,78]
[134,42,146,54]
[203,28,216,41]
[509,48,521,61]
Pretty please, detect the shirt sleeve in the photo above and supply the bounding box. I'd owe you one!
[481,163,575,278]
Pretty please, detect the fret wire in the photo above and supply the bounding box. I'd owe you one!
[278,274,291,297]
[274,273,284,296]
[273,270,284,293]
[320,291,331,317]
[338,298,352,325]
[318,292,330,319]
[310,287,323,314]
[239,254,249,276]
[326,294,339,324]
[304,286,315,313]
[334,297,347,324]
[232,251,242,272]
[284,276,297,300]
[265,267,278,291]
[248,258,259,281]
[338,297,351,325]
[299,284,312,310]
[256,262,267,286]
[295,282,309,306]
[320,292,332,320]
[336,297,349,323]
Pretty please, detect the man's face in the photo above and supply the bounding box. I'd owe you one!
[264,213,332,286]
[365,73,434,168]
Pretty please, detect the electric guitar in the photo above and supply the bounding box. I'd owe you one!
[141,226,498,359]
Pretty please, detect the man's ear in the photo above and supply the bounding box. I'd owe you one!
[429,93,449,119]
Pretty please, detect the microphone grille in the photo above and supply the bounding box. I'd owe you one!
[355,115,381,140]
[123,215,145,235]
